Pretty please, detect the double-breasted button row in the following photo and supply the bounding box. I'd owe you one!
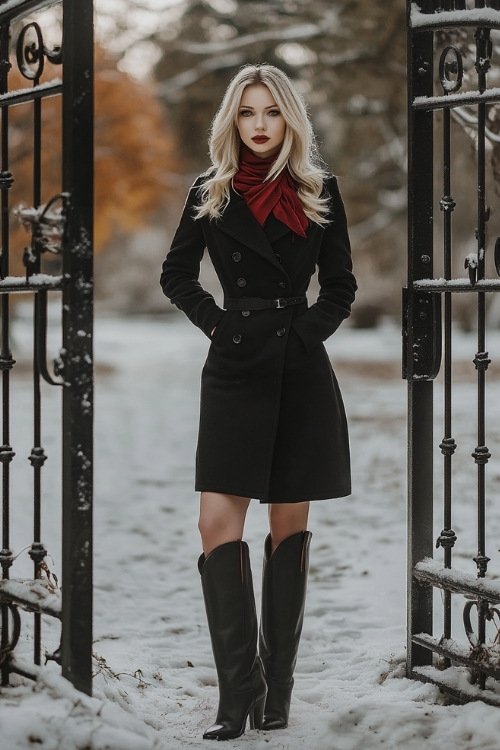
[232,252,242,262]
[232,329,284,342]
[237,278,247,287]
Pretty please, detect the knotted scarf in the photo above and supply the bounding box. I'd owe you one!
[233,145,308,238]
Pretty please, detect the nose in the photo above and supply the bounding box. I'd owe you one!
[255,113,266,131]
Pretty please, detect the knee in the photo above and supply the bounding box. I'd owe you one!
[268,502,309,549]
[198,511,225,544]
[198,493,250,555]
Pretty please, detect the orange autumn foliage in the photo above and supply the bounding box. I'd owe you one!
[7,45,179,276]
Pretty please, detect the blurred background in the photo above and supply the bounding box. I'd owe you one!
[41,0,500,327]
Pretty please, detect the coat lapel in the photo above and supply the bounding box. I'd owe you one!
[217,187,319,269]
[217,188,281,268]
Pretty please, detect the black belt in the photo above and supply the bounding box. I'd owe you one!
[224,296,306,310]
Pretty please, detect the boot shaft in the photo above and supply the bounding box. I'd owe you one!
[199,540,259,687]
[259,531,312,679]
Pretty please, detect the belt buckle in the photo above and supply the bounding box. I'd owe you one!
[275,298,284,308]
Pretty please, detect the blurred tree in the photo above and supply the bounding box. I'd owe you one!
[8,42,180,276]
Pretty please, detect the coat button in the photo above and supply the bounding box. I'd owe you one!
[278,281,286,289]
[237,278,247,287]
[276,328,286,337]
[233,333,242,344]
[241,310,250,317]
[232,252,242,262]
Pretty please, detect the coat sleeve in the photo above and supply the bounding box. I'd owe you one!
[292,176,357,351]
[160,176,225,339]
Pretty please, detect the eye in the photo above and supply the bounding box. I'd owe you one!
[239,109,253,117]
[268,109,281,117]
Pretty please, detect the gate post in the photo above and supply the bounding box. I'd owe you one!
[60,0,94,695]
[406,0,435,674]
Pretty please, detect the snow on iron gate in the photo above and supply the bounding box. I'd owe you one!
[0,0,94,695]
[406,0,500,705]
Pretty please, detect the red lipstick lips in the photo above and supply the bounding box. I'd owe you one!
[252,136,270,143]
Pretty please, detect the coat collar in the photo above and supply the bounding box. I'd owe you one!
[217,186,315,268]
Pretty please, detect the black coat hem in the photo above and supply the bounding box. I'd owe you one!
[194,483,351,504]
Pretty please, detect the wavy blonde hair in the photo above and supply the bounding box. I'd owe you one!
[195,64,330,225]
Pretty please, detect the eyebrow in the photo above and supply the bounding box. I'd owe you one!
[238,104,279,110]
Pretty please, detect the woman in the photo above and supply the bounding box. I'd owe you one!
[160,64,356,741]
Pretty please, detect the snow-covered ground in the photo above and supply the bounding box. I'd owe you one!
[2,309,500,749]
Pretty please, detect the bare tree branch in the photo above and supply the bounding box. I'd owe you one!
[157,52,245,99]
[173,21,333,56]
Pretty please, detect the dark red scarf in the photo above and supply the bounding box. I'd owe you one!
[233,146,308,238]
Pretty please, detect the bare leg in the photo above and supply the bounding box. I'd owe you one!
[268,502,310,553]
[199,491,251,556]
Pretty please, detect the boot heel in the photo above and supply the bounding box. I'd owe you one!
[249,695,265,730]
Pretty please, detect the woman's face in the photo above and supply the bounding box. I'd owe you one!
[237,84,286,159]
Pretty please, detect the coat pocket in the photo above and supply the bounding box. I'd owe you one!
[210,310,238,347]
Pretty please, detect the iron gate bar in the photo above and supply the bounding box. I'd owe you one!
[438,55,455,665]
[0,579,61,618]
[414,559,500,601]
[414,280,500,291]
[407,0,500,703]
[0,81,63,108]
[0,0,60,23]
[29,10,44,669]
[412,667,500,708]
[406,0,435,674]
[60,0,94,695]
[411,7,500,32]
[412,634,500,683]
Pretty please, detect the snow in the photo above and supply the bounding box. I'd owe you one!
[2,310,500,748]
[415,558,500,601]
[0,79,63,106]
[414,87,500,111]
[0,579,61,618]
[410,3,500,30]
[415,277,500,290]
[0,274,63,290]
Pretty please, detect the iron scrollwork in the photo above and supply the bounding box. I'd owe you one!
[439,45,464,94]
[463,599,500,683]
[16,21,62,82]
[0,603,21,665]
[16,192,68,262]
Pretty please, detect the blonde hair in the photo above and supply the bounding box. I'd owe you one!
[195,64,330,225]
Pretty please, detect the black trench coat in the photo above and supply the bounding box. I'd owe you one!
[160,173,357,503]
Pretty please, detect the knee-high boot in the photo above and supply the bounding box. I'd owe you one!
[258,530,312,730]
[198,540,267,741]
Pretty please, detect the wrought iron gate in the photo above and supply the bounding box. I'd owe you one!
[0,0,93,694]
[406,0,500,704]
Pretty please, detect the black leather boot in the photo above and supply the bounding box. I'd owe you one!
[198,540,267,741]
[258,530,312,730]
